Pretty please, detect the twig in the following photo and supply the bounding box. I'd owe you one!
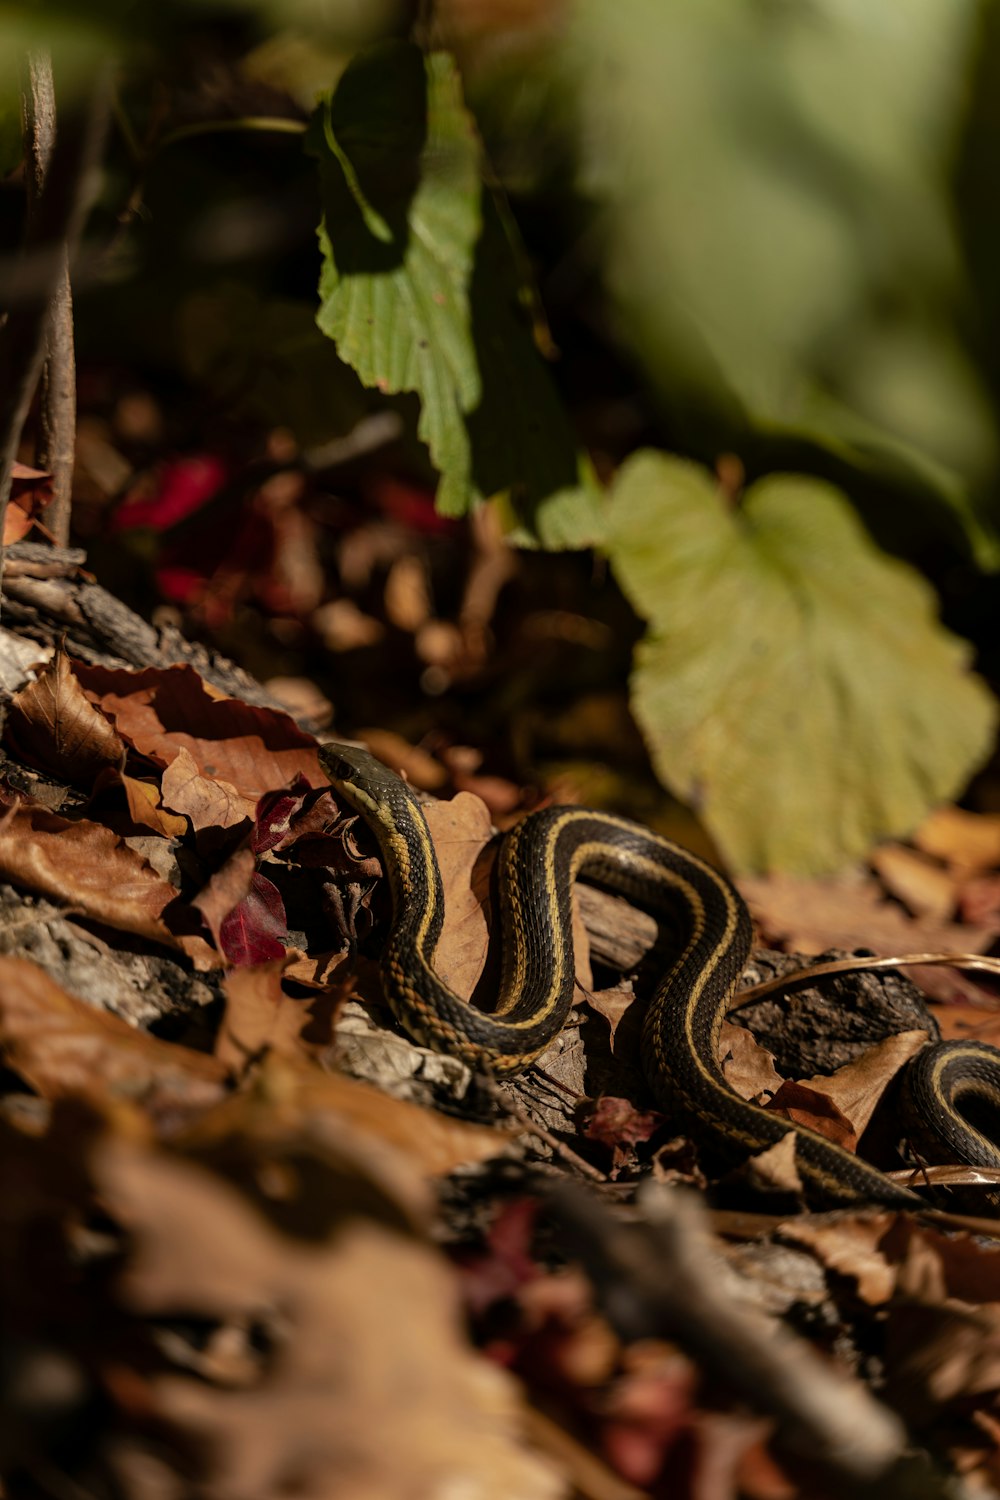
[22,51,76,542]
[546,1182,919,1489]
[733,951,1000,1010]
[0,55,109,601]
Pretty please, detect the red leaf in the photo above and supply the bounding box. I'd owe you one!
[220,872,288,966]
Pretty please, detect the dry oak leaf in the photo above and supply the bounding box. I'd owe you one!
[91,1134,563,1500]
[5,651,125,785]
[74,661,322,798]
[0,799,214,966]
[0,956,226,1126]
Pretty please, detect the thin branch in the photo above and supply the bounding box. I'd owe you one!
[23,52,76,542]
[0,56,109,598]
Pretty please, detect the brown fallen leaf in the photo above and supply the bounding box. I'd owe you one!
[215,961,305,1073]
[930,1001,1000,1048]
[0,798,214,965]
[74,661,322,797]
[779,1213,898,1307]
[160,744,257,830]
[766,1081,858,1153]
[915,805,1000,873]
[720,1020,784,1103]
[191,1057,509,1180]
[5,651,125,786]
[798,1029,929,1142]
[0,955,226,1128]
[869,843,957,922]
[96,768,189,838]
[90,1133,561,1500]
[5,460,53,540]
[742,1133,804,1196]
[423,792,498,998]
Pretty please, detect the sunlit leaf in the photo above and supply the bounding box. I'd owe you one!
[607,452,998,873]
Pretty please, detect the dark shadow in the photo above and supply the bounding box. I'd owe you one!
[308,39,427,278]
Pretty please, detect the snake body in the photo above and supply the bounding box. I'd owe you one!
[321,743,1000,1208]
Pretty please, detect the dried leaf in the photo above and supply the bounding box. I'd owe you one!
[766,1080,858,1153]
[869,843,957,921]
[740,870,995,957]
[160,745,257,831]
[74,661,321,798]
[5,461,53,540]
[780,1214,898,1307]
[720,1020,784,1103]
[742,1132,804,1196]
[219,873,288,967]
[798,1029,929,1140]
[0,956,226,1127]
[423,792,497,997]
[915,805,1000,872]
[5,652,125,785]
[0,798,213,964]
[91,1132,562,1500]
[115,771,189,837]
[191,843,257,950]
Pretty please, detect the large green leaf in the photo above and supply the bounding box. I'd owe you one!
[307,40,593,538]
[607,452,997,873]
[570,0,999,564]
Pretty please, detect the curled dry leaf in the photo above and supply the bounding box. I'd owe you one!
[0,955,226,1129]
[90,1133,561,1500]
[0,799,214,966]
[94,768,188,838]
[5,651,125,786]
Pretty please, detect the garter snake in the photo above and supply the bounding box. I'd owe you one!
[321,743,1000,1208]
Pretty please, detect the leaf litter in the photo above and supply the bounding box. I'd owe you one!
[2,654,1000,1495]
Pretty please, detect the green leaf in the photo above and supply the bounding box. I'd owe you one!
[307,40,592,537]
[606,452,998,874]
[308,42,482,516]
